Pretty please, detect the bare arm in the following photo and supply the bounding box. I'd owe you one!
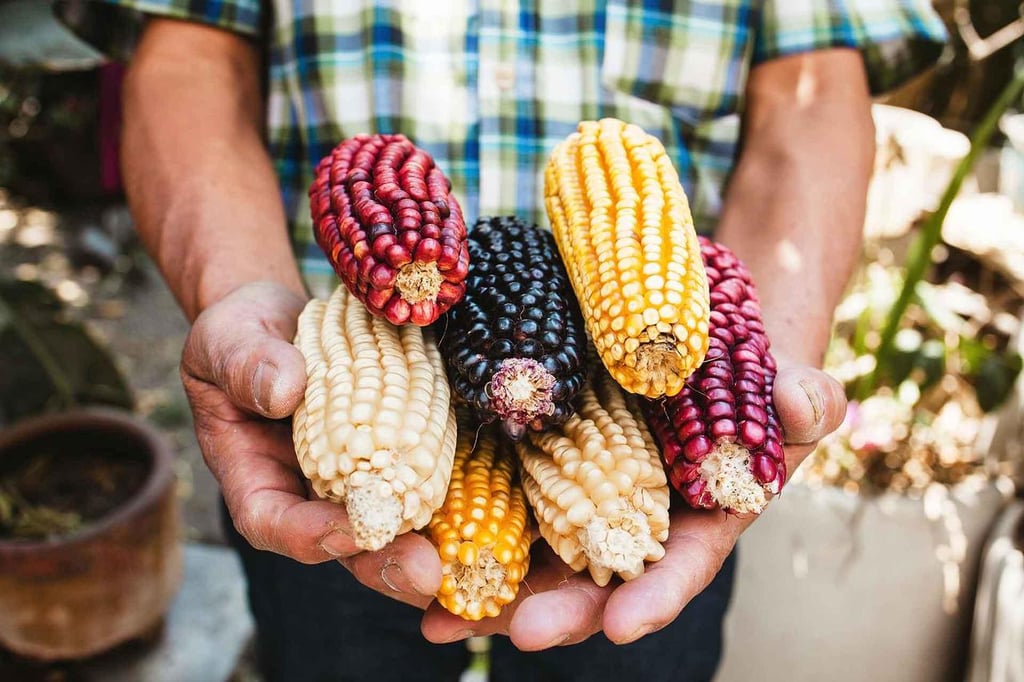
[122,19,305,320]
[717,49,874,370]
[120,19,442,603]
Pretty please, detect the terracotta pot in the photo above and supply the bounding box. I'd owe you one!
[0,409,182,660]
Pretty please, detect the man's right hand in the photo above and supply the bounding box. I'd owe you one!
[180,281,442,609]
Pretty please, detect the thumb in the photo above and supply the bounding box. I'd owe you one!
[182,283,308,419]
[773,365,847,445]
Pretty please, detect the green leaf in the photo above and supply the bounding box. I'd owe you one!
[885,328,923,387]
[918,339,947,390]
[971,349,1023,413]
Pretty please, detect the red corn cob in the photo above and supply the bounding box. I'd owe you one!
[309,134,470,326]
[642,237,784,514]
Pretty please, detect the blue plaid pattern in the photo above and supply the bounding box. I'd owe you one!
[72,0,947,294]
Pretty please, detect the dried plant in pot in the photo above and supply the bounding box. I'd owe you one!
[719,70,1024,682]
[0,278,182,660]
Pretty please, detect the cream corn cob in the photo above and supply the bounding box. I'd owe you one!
[291,285,457,550]
[517,364,670,586]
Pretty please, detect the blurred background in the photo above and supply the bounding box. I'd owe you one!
[2,1,1024,681]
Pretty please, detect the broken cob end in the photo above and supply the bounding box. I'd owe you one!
[577,509,664,587]
[394,260,444,304]
[691,441,770,515]
[633,338,689,398]
[344,474,404,551]
[487,358,556,440]
[438,546,518,621]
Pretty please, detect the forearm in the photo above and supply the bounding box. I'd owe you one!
[716,49,874,367]
[122,20,306,321]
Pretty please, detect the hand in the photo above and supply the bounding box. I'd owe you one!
[180,281,442,608]
[419,359,847,649]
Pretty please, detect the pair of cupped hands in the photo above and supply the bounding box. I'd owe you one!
[183,282,846,650]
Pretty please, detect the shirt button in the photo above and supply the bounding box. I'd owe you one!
[494,64,515,91]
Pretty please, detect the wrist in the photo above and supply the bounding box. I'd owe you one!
[194,267,307,318]
[757,305,833,371]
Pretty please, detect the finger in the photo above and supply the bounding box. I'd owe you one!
[339,532,442,609]
[182,283,308,419]
[184,380,350,563]
[773,365,847,445]
[220,441,359,563]
[507,573,610,650]
[420,542,609,649]
[602,512,744,644]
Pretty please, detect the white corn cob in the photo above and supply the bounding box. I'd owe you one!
[292,285,458,550]
[517,366,670,586]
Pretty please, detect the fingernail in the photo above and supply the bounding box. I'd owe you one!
[254,360,279,415]
[543,633,572,648]
[618,622,657,644]
[798,379,824,425]
[377,558,433,596]
[443,629,476,643]
[379,560,409,593]
[319,529,354,558]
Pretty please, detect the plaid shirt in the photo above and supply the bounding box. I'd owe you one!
[71,0,945,295]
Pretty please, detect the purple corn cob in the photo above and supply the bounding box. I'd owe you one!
[643,237,785,514]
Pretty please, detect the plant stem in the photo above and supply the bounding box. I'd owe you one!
[856,63,1024,400]
[0,292,77,410]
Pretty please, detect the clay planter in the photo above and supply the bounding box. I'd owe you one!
[0,409,182,660]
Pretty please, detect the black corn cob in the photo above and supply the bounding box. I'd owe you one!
[438,216,586,440]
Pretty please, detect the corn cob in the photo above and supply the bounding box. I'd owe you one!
[427,414,531,621]
[643,238,784,514]
[517,364,670,586]
[310,134,470,326]
[291,285,458,550]
[544,118,710,399]
[438,216,586,440]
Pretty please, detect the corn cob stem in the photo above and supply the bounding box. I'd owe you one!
[428,416,531,620]
[518,365,669,586]
[486,358,556,438]
[292,285,457,550]
[544,118,710,399]
[394,260,445,304]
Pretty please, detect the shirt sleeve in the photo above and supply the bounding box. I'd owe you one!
[54,0,264,60]
[754,0,949,95]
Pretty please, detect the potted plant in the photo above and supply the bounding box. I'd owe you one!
[717,68,1024,682]
[0,277,182,660]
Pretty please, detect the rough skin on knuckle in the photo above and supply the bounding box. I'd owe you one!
[234,487,275,553]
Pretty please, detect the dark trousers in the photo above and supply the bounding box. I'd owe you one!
[223,506,735,682]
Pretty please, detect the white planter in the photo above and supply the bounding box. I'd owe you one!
[716,479,1010,682]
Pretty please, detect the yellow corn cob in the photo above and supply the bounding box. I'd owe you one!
[292,285,457,551]
[544,117,711,398]
[516,364,670,587]
[428,414,531,621]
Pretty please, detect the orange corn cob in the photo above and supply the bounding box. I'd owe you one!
[428,414,531,620]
